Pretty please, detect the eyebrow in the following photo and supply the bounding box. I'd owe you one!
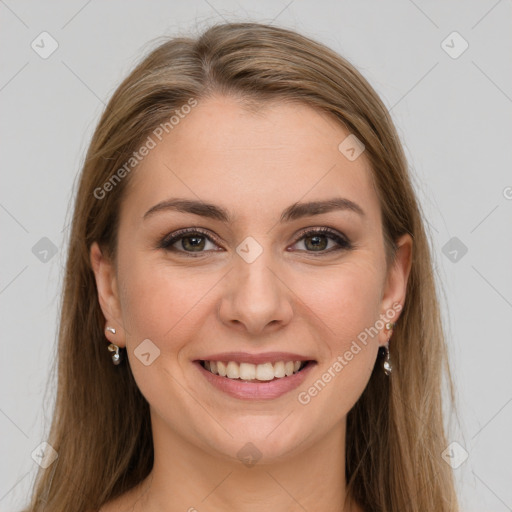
[143,197,365,223]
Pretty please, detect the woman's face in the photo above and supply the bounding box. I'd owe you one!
[91,94,411,463]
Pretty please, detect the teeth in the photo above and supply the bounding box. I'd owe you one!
[217,361,227,377]
[274,361,285,378]
[256,362,275,381]
[226,361,239,379]
[239,362,256,380]
[202,360,307,381]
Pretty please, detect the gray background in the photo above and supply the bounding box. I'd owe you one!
[1,1,511,510]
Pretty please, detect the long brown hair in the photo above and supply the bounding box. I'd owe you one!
[22,21,460,511]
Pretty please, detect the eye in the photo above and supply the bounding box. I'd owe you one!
[289,227,352,255]
[158,226,352,257]
[158,228,222,256]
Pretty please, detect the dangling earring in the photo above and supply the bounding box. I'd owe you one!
[105,326,122,365]
[383,321,395,376]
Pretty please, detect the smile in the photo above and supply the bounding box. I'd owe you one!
[201,359,309,381]
[194,359,316,400]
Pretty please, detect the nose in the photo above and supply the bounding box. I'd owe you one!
[218,246,294,335]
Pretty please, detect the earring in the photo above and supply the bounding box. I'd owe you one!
[108,343,121,365]
[105,326,122,365]
[383,322,395,376]
[382,342,392,376]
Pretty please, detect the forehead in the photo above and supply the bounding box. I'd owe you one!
[121,95,381,227]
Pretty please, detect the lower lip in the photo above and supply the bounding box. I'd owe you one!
[193,360,316,400]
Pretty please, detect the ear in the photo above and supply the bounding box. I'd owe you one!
[379,233,413,346]
[90,241,126,348]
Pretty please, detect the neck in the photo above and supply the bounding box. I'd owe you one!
[128,409,360,512]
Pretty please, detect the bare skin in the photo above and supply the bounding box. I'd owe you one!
[91,94,412,512]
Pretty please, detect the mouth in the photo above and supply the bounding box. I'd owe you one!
[198,359,313,382]
[193,358,317,400]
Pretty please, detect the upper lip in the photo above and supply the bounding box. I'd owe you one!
[195,352,315,365]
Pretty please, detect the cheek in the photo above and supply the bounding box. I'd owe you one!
[116,256,216,403]
[301,257,384,344]
[119,264,208,344]
[294,258,383,404]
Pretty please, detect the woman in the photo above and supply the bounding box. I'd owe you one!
[22,21,460,512]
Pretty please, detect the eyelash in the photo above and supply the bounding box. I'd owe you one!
[158,227,352,257]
